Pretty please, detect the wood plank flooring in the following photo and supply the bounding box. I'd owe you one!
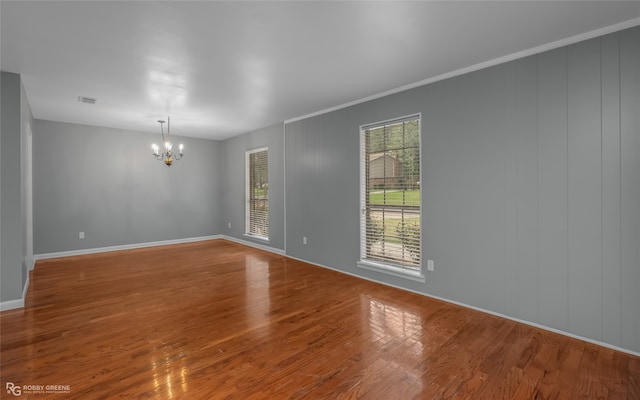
[1,240,638,399]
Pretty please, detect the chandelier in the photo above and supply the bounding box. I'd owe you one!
[151,117,183,166]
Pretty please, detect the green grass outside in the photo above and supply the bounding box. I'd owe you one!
[369,189,420,206]
[252,188,268,198]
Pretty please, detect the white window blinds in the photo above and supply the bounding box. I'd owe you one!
[360,115,421,270]
[246,147,269,239]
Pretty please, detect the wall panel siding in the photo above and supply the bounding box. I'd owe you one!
[601,32,622,346]
[502,63,519,318]
[536,47,569,332]
[284,25,640,353]
[567,38,603,340]
[620,26,640,352]
[285,112,361,271]
[422,79,474,302]
[420,67,513,311]
[513,58,539,322]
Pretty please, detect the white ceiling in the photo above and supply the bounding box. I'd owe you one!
[2,1,639,140]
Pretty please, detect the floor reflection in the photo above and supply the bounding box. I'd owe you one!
[150,354,189,399]
[364,296,423,342]
[244,254,271,333]
[362,295,424,388]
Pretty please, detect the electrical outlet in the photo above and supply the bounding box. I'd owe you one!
[427,259,434,271]
[303,236,307,245]
[79,232,85,239]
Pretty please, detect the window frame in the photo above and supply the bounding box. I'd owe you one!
[245,146,269,242]
[357,114,424,282]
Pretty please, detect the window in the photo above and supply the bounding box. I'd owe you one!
[359,115,422,280]
[246,147,269,240]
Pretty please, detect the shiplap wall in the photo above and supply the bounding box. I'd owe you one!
[284,27,640,352]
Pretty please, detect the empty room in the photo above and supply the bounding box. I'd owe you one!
[1,1,639,398]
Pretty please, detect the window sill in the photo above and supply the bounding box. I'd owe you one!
[243,233,269,243]
[357,260,425,283]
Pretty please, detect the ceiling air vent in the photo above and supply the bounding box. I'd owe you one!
[78,96,97,104]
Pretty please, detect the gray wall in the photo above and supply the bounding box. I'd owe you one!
[6,26,639,354]
[33,120,221,254]
[1,71,32,304]
[284,27,640,353]
[219,123,285,251]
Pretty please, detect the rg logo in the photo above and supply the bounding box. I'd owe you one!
[6,382,21,396]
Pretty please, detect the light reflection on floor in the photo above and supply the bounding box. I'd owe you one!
[363,295,425,389]
[244,254,271,336]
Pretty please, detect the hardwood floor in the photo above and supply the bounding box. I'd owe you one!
[1,240,638,399]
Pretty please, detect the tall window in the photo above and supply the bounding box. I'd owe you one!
[359,115,421,278]
[246,147,269,240]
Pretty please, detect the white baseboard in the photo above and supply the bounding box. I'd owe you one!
[34,235,222,261]
[32,234,285,263]
[5,236,220,310]
[284,254,640,358]
[6,235,277,311]
[0,274,30,311]
[22,273,30,300]
[21,237,640,357]
[0,297,24,311]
